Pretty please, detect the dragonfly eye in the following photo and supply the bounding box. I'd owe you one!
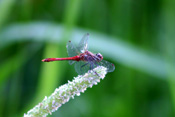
[96,53,103,61]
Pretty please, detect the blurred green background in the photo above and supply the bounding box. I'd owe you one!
[0,0,175,117]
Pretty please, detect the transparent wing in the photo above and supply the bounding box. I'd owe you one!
[74,60,115,75]
[74,61,90,75]
[95,60,115,72]
[77,33,89,53]
[66,41,79,65]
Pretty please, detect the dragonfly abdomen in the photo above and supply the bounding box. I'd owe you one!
[42,56,80,62]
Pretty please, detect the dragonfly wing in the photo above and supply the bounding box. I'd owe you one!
[94,60,115,72]
[74,61,90,75]
[69,60,75,65]
[67,41,79,65]
[74,60,115,75]
[77,33,89,53]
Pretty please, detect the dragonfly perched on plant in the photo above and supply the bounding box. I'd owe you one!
[42,33,115,75]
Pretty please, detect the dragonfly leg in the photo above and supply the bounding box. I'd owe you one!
[94,62,99,67]
[91,62,101,77]
[81,63,89,68]
[79,62,89,74]
[89,63,94,70]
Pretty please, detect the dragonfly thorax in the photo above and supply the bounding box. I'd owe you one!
[79,51,103,62]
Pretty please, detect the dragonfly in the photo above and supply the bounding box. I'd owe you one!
[42,33,115,75]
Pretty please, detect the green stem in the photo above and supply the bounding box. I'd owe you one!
[24,66,107,117]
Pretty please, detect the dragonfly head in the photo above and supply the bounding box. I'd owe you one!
[96,53,103,62]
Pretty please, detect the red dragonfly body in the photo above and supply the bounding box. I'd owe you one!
[42,33,114,75]
[42,51,103,63]
[42,55,81,62]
